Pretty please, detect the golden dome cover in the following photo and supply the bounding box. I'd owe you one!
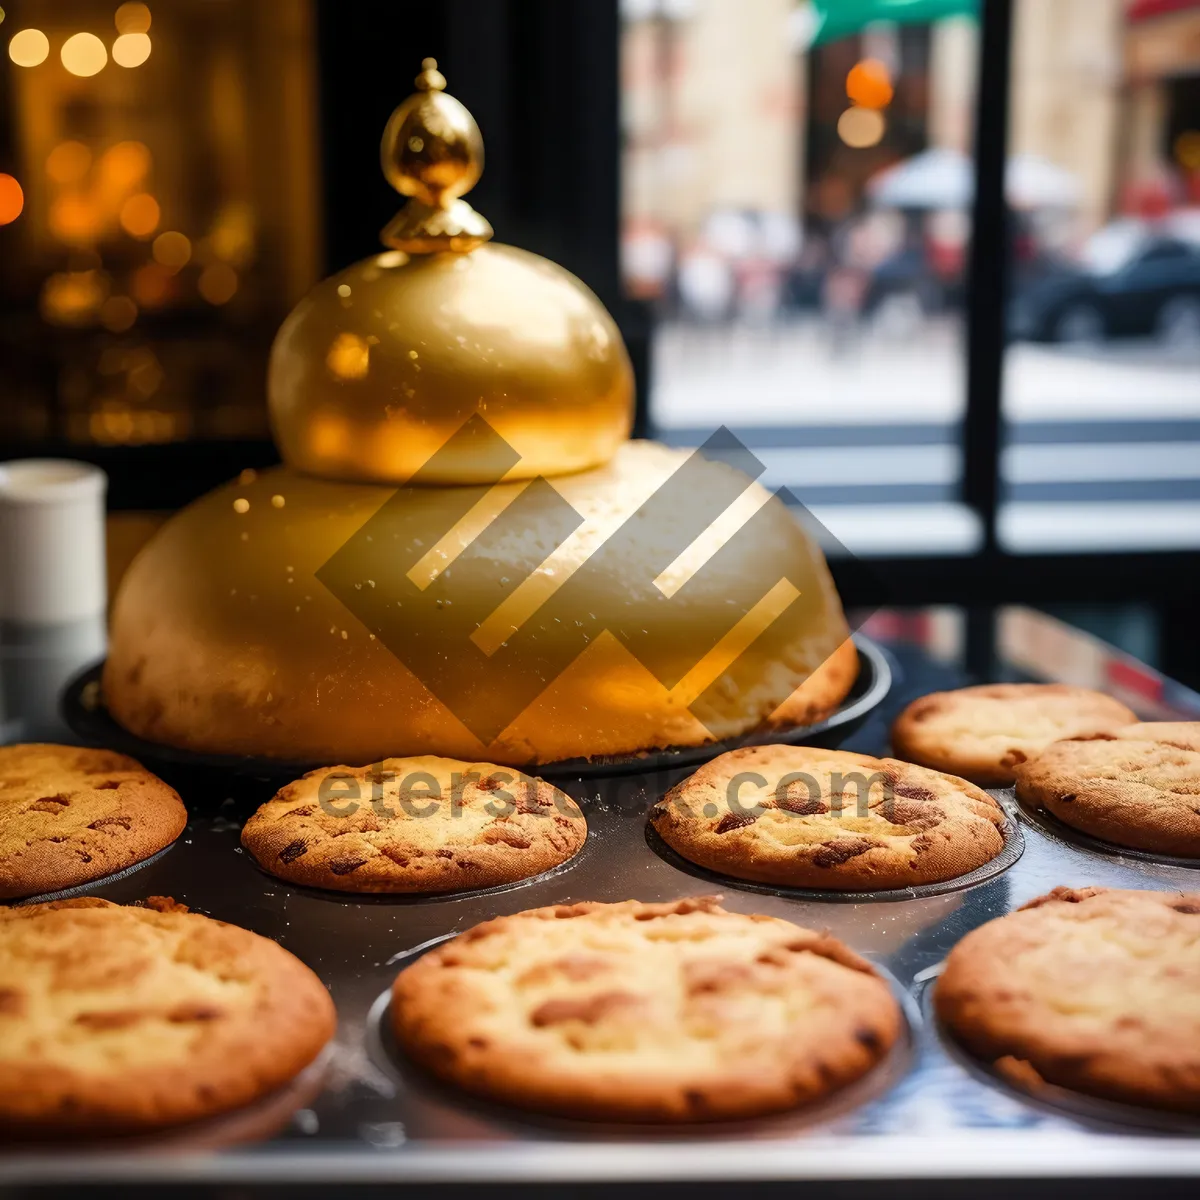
[268,58,633,486]
[104,446,853,765]
[103,62,855,766]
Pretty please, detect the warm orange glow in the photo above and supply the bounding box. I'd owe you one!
[127,350,164,397]
[98,141,151,189]
[46,141,92,184]
[112,32,150,67]
[208,201,256,265]
[152,230,191,269]
[131,262,173,306]
[1177,130,1200,171]
[100,294,138,332]
[61,32,108,77]
[49,193,103,243]
[198,262,238,304]
[40,270,108,326]
[119,192,160,237]
[326,332,371,380]
[846,59,893,110]
[9,28,49,66]
[89,403,178,445]
[837,106,886,149]
[115,3,152,35]
[0,173,23,224]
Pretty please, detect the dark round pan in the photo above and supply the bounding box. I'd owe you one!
[60,633,891,786]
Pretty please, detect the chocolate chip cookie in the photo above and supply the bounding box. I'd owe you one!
[936,886,1200,1114]
[650,746,1006,890]
[391,896,901,1122]
[0,744,188,900]
[241,755,586,893]
[891,684,1137,786]
[0,896,336,1135]
[1015,722,1200,857]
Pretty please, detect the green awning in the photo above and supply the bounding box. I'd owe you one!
[807,0,980,46]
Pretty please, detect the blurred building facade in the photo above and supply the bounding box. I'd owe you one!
[1010,0,1124,233]
[1123,0,1200,210]
[621,0,1200,314]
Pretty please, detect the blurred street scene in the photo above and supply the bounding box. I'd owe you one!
[622,0,1200,551]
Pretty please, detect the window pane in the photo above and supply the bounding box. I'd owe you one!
[1000,0,1200,553]
[621,0,982,558]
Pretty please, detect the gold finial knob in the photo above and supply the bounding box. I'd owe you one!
[379,58,493,254]
[414,56,446,92]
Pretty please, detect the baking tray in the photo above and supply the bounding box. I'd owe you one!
[58,634,891,784]
[5,648,1200,1191]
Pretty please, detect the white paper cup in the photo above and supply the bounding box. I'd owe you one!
[0,459,108,624]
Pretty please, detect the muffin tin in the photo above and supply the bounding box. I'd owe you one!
[3,641,1200,1190]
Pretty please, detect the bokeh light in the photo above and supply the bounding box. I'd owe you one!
[119,192,160,237]
[49,193,103,243]
[326,332,370,380]
[112,32,150,67]
[152,230,191,269]
[8,27,49,66]
[115,3,152,34]
[98,141,151,189]
[100,294,138,332]
[126,348,164,397]
[837,106,886,149]
[846,59,894,110]
[61,32,108,77]
[0,173,24,224]
[40,270,109,326]
[1176,130,1200,172]
[131,262,173,306]
[208,201,256,266]
[198,262,239,305]
[46,141,92,185]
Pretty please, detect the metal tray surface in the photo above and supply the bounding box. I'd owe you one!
[5,642,1200,1189]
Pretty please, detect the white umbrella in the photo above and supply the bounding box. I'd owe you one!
[868,147,971,209]
[1007,154,1082,209]
[868,148,1082,211]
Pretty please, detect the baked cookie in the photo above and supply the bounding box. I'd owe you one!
[391,895,900,1122]
[936,886,1200,1114]
[0,744,188,900]
[891,684,1137,787]
[241,755,586,893]
[1015,722,1200,857]
[0,896,336,1135]
[650,746,1006,890]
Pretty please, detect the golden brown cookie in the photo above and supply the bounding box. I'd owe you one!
[891,684,1137,786]
[0,744,188,900]
[935,886,1200,1114]
[650,746,1006,890]
[1015,722,1200,857]
[241,755,586,893]
[391,896,901,1122]
[0,896,336,1135]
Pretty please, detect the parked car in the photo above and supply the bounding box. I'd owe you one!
[1010,221,1200,347]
